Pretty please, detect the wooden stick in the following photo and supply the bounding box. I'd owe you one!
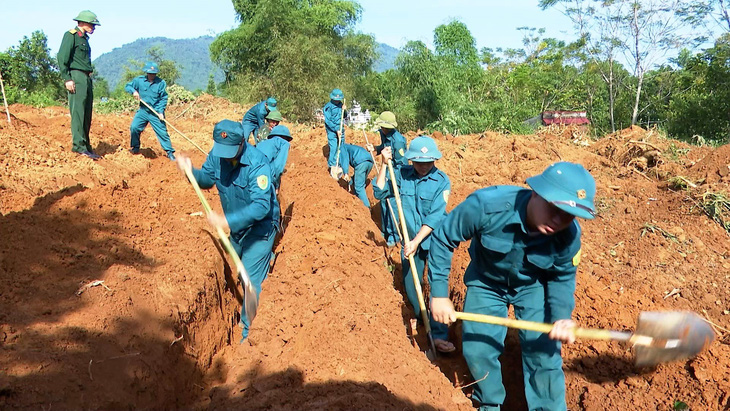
[363,130,403,241]
[387,159,437,356]
[138,98,206,154]
[334,101,346,173]
[0,69,10,124]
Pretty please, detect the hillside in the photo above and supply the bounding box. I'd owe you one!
[94,37,399,92]
[1,100,728,410]
[93,36,224,92]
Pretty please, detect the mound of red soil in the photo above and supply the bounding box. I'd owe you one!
[1,101,729,410]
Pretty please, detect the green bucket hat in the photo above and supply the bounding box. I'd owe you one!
[266,110,283,122]
[405,136,441,162]
[526,162,596,219]
[74,10,100,26]
[375,111,397,129]
[211,120,245,158]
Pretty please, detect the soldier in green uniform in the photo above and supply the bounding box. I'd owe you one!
[57,10,100,160]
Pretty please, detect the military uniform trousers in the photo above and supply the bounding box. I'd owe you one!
[69,70,94,153]
[401,247,448,341]
[326,130,345,167]
[130,108,174,153]
[462,278,566,411]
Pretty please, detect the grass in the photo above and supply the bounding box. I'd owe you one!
[695,191,730,233]
[640,223,679,243]
[667,176,698,191]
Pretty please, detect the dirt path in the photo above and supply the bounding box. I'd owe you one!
[0,101,729,410]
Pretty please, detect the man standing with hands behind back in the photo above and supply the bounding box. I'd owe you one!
[57,10,100,160]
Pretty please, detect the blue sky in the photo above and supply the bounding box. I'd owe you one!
[0,0,574,60]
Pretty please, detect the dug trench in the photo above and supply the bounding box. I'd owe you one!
[1,101,730,410]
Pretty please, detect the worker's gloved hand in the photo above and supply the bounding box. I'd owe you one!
[366,143,374,152]
[176,154,193,176]
[158,112,164,121]
[549,319,577,344]
[430,297,456,325]
[132,91,140,101]
[403,239,418,258]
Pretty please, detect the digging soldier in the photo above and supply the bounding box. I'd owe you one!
[256,110,283,143]
[333,143,374,208]
[242,97,278,145]
[428,162,596,411]
[57,10,101,160]
[125,61,176,161]
[373,136,454,354]
[323,88,347,176]
[367,111,407,247]
[255,124,292,190]
[176,120,279,342]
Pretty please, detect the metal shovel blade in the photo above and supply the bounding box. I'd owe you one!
[633,311,715,367]
[241,271,258,322]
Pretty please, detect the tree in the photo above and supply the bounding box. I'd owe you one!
[115,46,183,95]
[210,0,375,120]
[206,73,217,95]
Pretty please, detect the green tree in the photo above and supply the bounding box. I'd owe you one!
[114,46,183,96]
[210,0,375,120]
[0,31,64,106]
[206,73,217,95]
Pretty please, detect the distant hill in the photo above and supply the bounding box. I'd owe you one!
[94,37,399,91]
[375,43,398,72]
[93,36,224,92]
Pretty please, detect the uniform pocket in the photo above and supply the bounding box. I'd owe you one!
[479,234,513,254]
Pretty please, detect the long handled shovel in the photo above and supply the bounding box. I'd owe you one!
[0,69,10,124]
[183,167,259,323]
[138,98,207,155]
[454,310,715,366]
[332,101,346,179]
[362,131,403,241]
[386,159,438,358]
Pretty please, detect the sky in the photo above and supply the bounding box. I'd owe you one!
[0,0,574,60]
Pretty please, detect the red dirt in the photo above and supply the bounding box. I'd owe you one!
[0,100,729,410]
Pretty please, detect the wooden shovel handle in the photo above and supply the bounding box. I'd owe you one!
[454,312,632,342]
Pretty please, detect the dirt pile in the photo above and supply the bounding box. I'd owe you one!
[0,102,729,410]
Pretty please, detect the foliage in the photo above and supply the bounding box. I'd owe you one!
[167,84,195,105]
[211,0,376,121]
[0,31,65,107]
[94,94,137,114]
[696,191,730,233]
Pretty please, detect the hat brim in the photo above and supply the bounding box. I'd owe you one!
[211,143,240,159]
[526,175,596,220]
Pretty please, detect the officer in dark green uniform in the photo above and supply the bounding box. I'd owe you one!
[57,10,100,160]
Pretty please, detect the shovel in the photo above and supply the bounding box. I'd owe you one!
[454,310,715,366]
[183,167,258,323]
[362,130,403,241]
[332,101,346,179]
[386,159,438,359]
[138,98,207,155]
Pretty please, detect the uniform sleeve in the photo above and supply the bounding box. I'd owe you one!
[545,224,581,321]
[191,154,217,189]
[393,135,408,167]
[372,166,400,200]
[57,32,74,82]
[270,142,290,185]
[124,77,138,95]
[422,177,450,229]
[428,193,486,298]
[256,104,267,128]
[156,80,168,113]
[324,104,338,131]
[225,161,273,233]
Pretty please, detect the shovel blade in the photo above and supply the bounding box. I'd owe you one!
[241,271,258,323]
[634,311,715,367]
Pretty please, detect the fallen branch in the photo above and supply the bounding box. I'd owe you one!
[456,372,489,389]
[75,280,112,296]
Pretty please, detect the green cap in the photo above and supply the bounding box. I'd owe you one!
[74,10,100,26]
[211,120,245,158]
[266,110,283,122]
[526,162,596,219]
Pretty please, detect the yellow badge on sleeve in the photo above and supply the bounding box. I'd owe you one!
[257,175,269,190]
[443,190,450,204]
[572,248,582,266]
[399,148,405,156]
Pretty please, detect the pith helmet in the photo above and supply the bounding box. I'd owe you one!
[375,111,397,129]
[329,88,344,101]
[211,120,245,158]
[142,61,159,74]
[269,125,293,141]
[526,162,596,219]
[405,136,441,162]
[266,110,283,122]
[74,10,100,26]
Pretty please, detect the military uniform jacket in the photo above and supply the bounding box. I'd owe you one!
[125,75,169,113]
[374,129,407,168]
[373,166,450,251]
[243,101,268,129]
[192,144,280,242]
[323,101,346,133]
[255,138,290,189]
[338,144,373,174]
[57,27,93,81]
[428,186,581,321]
